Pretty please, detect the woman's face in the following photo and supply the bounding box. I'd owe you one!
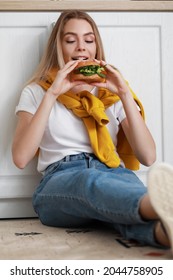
[61,18,97,63]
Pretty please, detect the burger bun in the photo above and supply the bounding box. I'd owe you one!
[70,61,106,83]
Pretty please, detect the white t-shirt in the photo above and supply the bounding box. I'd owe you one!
[15,83,126,173]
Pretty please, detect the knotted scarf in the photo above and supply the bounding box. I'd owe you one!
[38,68,145,170]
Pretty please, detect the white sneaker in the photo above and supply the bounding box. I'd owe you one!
[148,162,173,253]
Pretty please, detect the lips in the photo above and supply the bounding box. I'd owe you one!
[72,56,89,61]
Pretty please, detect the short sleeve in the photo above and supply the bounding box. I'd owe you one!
[15,83,45,115]
[115,99,140,124]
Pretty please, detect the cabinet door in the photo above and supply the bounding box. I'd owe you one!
[92,12,173,183]
[0,13,59,218]
[0,12,173,218]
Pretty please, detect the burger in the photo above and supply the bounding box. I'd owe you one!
[70,61,107,83]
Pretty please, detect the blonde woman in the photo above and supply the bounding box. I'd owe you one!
[12,10,173,252]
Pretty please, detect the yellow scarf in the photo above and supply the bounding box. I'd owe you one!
[38,69,145,170]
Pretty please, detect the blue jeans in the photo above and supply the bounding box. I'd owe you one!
[32,153,162,248]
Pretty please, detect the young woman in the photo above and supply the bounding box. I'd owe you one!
[12,10,172,251]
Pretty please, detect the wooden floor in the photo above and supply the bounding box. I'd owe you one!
[0,218,172,260]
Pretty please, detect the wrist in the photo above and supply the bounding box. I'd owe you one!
[47,87,60,98]
[45,89,58,103]
[118,89,132,101]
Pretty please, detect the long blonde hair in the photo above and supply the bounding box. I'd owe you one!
[29,10,105,84]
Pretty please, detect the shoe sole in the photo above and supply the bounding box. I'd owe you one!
[148,162,173,253]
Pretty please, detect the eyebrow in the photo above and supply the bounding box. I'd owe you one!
[63,32,95,37]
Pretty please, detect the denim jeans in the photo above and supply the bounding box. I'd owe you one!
[32,152,162,248]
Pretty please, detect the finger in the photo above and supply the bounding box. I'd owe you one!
[93,58,101,64]
[71,80,87,87]
[61,60,78,72]
[60,61,79,79]
[90,82,107,88]
[66,63,78,75]
[100,60,107,66]
[93,59,108,69]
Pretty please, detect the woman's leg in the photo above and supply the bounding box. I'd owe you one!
[113,194,170,248]
[33,154,146,225]
[139,195,158,220]
[32,153,170,248]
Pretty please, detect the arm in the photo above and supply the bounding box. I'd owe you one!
[12,60,82,169]
[12,92,57,169]
[93,60,156,166]
[120,92,156,166]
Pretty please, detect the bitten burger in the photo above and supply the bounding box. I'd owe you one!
[70,61,107,83]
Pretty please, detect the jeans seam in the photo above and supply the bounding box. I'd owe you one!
[37,193,90,205]
[36,193,126,220]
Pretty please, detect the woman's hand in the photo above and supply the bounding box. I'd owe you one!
[91,59,130,98]
[47,60,84,98]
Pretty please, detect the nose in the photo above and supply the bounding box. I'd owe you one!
[76,39,85,51]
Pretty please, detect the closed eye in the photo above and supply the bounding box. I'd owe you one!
[66,40,75,44]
